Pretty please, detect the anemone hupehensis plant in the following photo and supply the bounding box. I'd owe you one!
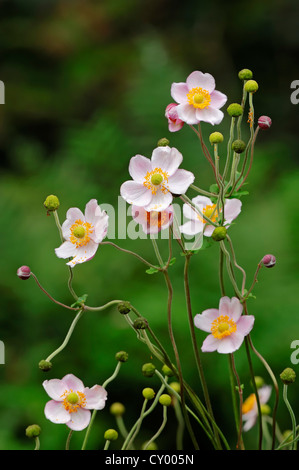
[18,68,297,452]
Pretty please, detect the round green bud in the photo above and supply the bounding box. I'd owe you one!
[212,226,227,242]
[169,381,180,393]
[209,132,224,144]
[133,317,148,330]
[25,424,41,438]
[159,394,172,406]
[104,429,118,441]
[238,69,253,81]
[282,430,293,443]
[142,388,155,400]
[280,367,296,385]
[232,139,246,154]
[38,360,52,372]
[261,404,271,416]
[227,103,243,117]
[43,195,60,212]
[110,402,125,416]
[162,364,174,377]
[142,441,158,450]
[117,302,131,315]
[253,376,265,389]
[157,138,170,147]
[115,351,129,363]
[244,80,259,93]
[142,363,156,378]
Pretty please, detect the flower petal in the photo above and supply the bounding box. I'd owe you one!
[92,213,109,243]
[176,103,198,125]
[84,385,108,410]
[229,297,244,322]
[195,107,224,125]
[44,400,70,424]
[210,90,228,109]
[224,199,242,224]
[43,379,67,401]
[143,188,173,212]
[170,82,189,103]
[236,315,254,336]
[66,207,85,223]
[84,199,99,224]
[151,146,183,176]
[120,181,153,207]
[203,224,215,237]
[66,408,91,431]
[66,240,99,267]
[216,332,245,354]
[201,334,220,352]
[186,71,216,93]
[61,374,85,393]
[218,296,232,317]
[55,241,76,260]
[167,169,195,195]
[179,220,202,236]
[129,155,152,183]
[194,309,220,332]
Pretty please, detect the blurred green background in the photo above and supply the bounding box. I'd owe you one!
[0,0,299,450]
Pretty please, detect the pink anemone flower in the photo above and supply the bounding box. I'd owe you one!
[43,374,107,431]
[55,199,109,267]
[180,195,242,237]
[171,71,227,125]
[131,204,174,234]
[165,103,184,132]
[194,296,254,354]
[120,146,194,212]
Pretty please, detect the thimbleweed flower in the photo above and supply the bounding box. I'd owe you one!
[161,364,174,377]
[55,199,109,267]
[242,385,272,431]
[104,429,118,441]
[133,317,148,330]
[258,116,272,130]
[159,394,172,406]
[170,71,227,125]
[142,363,156,378]
[110,402,125,416]
[244,80,259,93]
[38,360,52,372]
[194,296,254,354]
[142,388,155,400]
[43,374,107,431]
[262,254,276,268]
[209,132,224,144]
[212,226,227,242]
[157,137,170,147]
[25,424,41,438]
[232,139,246,154]
[280,368,296,385]
[115,351,129,362]
[180,195,242,237]
[44,195,60,212]
[17,265,31,280]
[227,103,243,117]
[117,302,131,315]
[165,104,184,132]
[238,69,253,81]
[120,146,194,212]
[131,205,174,235]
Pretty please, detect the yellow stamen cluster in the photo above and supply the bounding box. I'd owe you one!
[143,168,169,195]
[187,87,211,109]
[242,393,256,414]
[61,389,87,413]
[70,219,93,247]
[211,315,237,339]
[197,204,220,224]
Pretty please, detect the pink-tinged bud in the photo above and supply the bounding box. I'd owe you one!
[165,103,184,132]
[262,254,276,268]
[17,265,31,280]
[258,116,272,130]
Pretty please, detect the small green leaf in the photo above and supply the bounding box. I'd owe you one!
[168,257,176,266]
[71,294,88,308]
[145,267,159,274]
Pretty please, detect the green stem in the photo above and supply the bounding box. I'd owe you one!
[124,398,148,450]
[283,384,297,450]
[31,272,79,312]
[222,117,236,184]
[65,430,73,450]
[104,440,111,450]
[230,353,244,450]
[100,241,162,271]
[85,299,124,312]
[34,437,40,450]
[143,405,168,450]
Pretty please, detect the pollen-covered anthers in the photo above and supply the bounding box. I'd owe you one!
[70,219,93,247]
[146,210,170,230]
[247,109,254,128]
[187,87,211,109]
[197,204,220,224]
[211,315,237,339]
[61,389,86,413]
[242,393,256,414]
[143,168,169,195]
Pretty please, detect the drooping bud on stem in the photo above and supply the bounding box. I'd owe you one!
[17,265,31,280]
[262,254,276,268]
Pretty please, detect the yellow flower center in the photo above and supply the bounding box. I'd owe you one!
[242,393,256,414]
[143,168,169,195]
[61,389,87,413]
[70,219,93,247]
[211,315,237,339]
[187,87,211,109]
[197,204,220,224]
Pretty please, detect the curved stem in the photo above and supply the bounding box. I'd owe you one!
[100,241,162,271]
[31,272,79,311]
[283,384,297,450]
[65,430,73,450]
[85,299,123,312]
[230,353,244,450]
[46,309,84,362]
[143,405,168,450]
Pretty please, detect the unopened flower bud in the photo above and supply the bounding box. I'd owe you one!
[38,360,52,372]
[262,254,276,268]
[43,194,60,212]
[261,404,271,415]
[115,351,129,362]
[17,265,31,280]
[280,368,296,385]
[133,317,148,330]
[212,226,227,242]
[162,364,174,377]
[209,132,224,144]
[157,137,170,147]
[25,424,41,438]
[258,116,272,130]
[117,302,131,315]
[159,394,172,406]
[253,376,265,389]
[232,139,246,154]
[142,388,155,400]
[142,441,158,450]
[170,381,180,393]
[238,69,253,81]
[110,402,125,416]
[227,103,243,117]
[142,363,156,378]
[104,429,118,441]
[282,430,293,444]
[244,80,259,93]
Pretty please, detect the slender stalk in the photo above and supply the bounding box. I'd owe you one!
[65,430,73,450]
[190,183,216,198]
[230,353,244,450]
[124,398,148,450]
[85,299,123,312]
[143,405,168,450]
[100,241,162,271]
[34,437,40,450]
[46,309,84,362]
[31,272,79,311]
[104,440,111,450]
[283,384,297,450]
[222,117,236,184]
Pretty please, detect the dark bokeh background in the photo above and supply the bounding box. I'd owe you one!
[0,0,299,450]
